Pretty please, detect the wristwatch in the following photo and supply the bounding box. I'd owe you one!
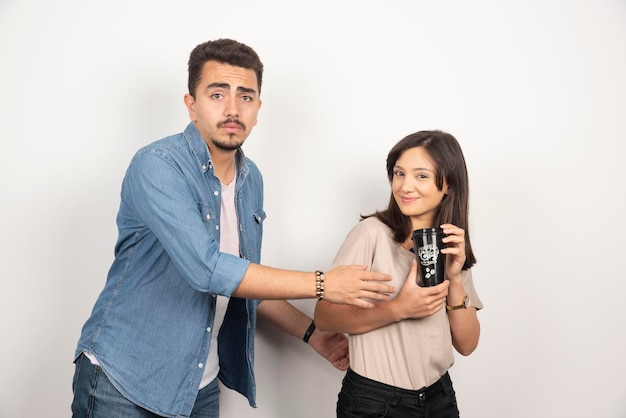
[447,294,469,311]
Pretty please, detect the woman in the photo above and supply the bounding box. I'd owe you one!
[315,130,483,417]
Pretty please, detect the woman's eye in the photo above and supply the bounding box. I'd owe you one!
[393,171,404,177]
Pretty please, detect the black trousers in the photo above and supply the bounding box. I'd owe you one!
[336,369,459,418]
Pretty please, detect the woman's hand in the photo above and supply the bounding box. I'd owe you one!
[440,223,466,282]
[391,260,449,320]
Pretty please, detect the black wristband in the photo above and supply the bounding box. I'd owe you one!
[302,320,316,343]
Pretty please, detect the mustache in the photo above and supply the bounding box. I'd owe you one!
[217,118,246,130]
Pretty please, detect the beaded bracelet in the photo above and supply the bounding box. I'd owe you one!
[315,270,325,302]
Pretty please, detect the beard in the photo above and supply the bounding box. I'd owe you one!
[211,134,244,151]
[213,119,247,151]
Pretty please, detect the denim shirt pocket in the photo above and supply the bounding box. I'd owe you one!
[198,202,217,238]
[241,209,265,262]
[252,209,266,225]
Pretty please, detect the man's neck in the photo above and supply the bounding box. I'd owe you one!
[210,148,237,185]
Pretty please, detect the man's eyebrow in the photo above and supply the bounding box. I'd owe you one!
[206,82,257,95]
[207,82,230,90]
[237,86,257,95]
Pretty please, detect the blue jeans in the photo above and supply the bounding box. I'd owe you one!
[71,353,220,418]
[336,369,459,418]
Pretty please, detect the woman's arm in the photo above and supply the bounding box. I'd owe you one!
[441,223,481,355]
[315,261,449,334]
[446,283,480,356]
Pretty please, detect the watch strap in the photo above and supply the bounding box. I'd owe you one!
[447,294,469,311]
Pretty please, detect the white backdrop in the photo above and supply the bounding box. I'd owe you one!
[1,1,625,417]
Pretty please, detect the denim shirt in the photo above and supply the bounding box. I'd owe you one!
[75,122,265,418]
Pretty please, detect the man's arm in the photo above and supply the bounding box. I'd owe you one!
[127,153,394,308]
[233,263,394,308]
[257,300,349,371]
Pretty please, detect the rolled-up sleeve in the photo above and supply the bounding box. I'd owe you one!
[122,148,249,295]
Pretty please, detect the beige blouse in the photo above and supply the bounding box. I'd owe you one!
[331,217,483,390]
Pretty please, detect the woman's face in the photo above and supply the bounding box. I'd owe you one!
[392,146,448,230]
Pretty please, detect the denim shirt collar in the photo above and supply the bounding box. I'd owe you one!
[182,122,250,181]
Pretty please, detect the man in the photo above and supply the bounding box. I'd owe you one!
[71,38,393,418]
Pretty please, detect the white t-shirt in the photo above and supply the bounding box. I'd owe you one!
[200,178,238,388]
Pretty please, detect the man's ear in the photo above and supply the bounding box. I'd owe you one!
[184,94,196,122]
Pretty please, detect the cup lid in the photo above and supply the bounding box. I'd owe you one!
[411,227,444,237]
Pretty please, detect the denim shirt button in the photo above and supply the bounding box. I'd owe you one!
[201,165,207,171]
[215,225,219,230]
[206,327,211,333]
[198,363,204,368]
[206,214,211,220]
[213,191,219,196]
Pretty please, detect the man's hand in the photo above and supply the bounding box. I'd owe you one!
[322,265,394,308]
[307,327,350,371]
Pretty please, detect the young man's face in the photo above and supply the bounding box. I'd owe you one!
[184,61,262,154]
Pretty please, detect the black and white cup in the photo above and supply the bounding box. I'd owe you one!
[411,227,446,287]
